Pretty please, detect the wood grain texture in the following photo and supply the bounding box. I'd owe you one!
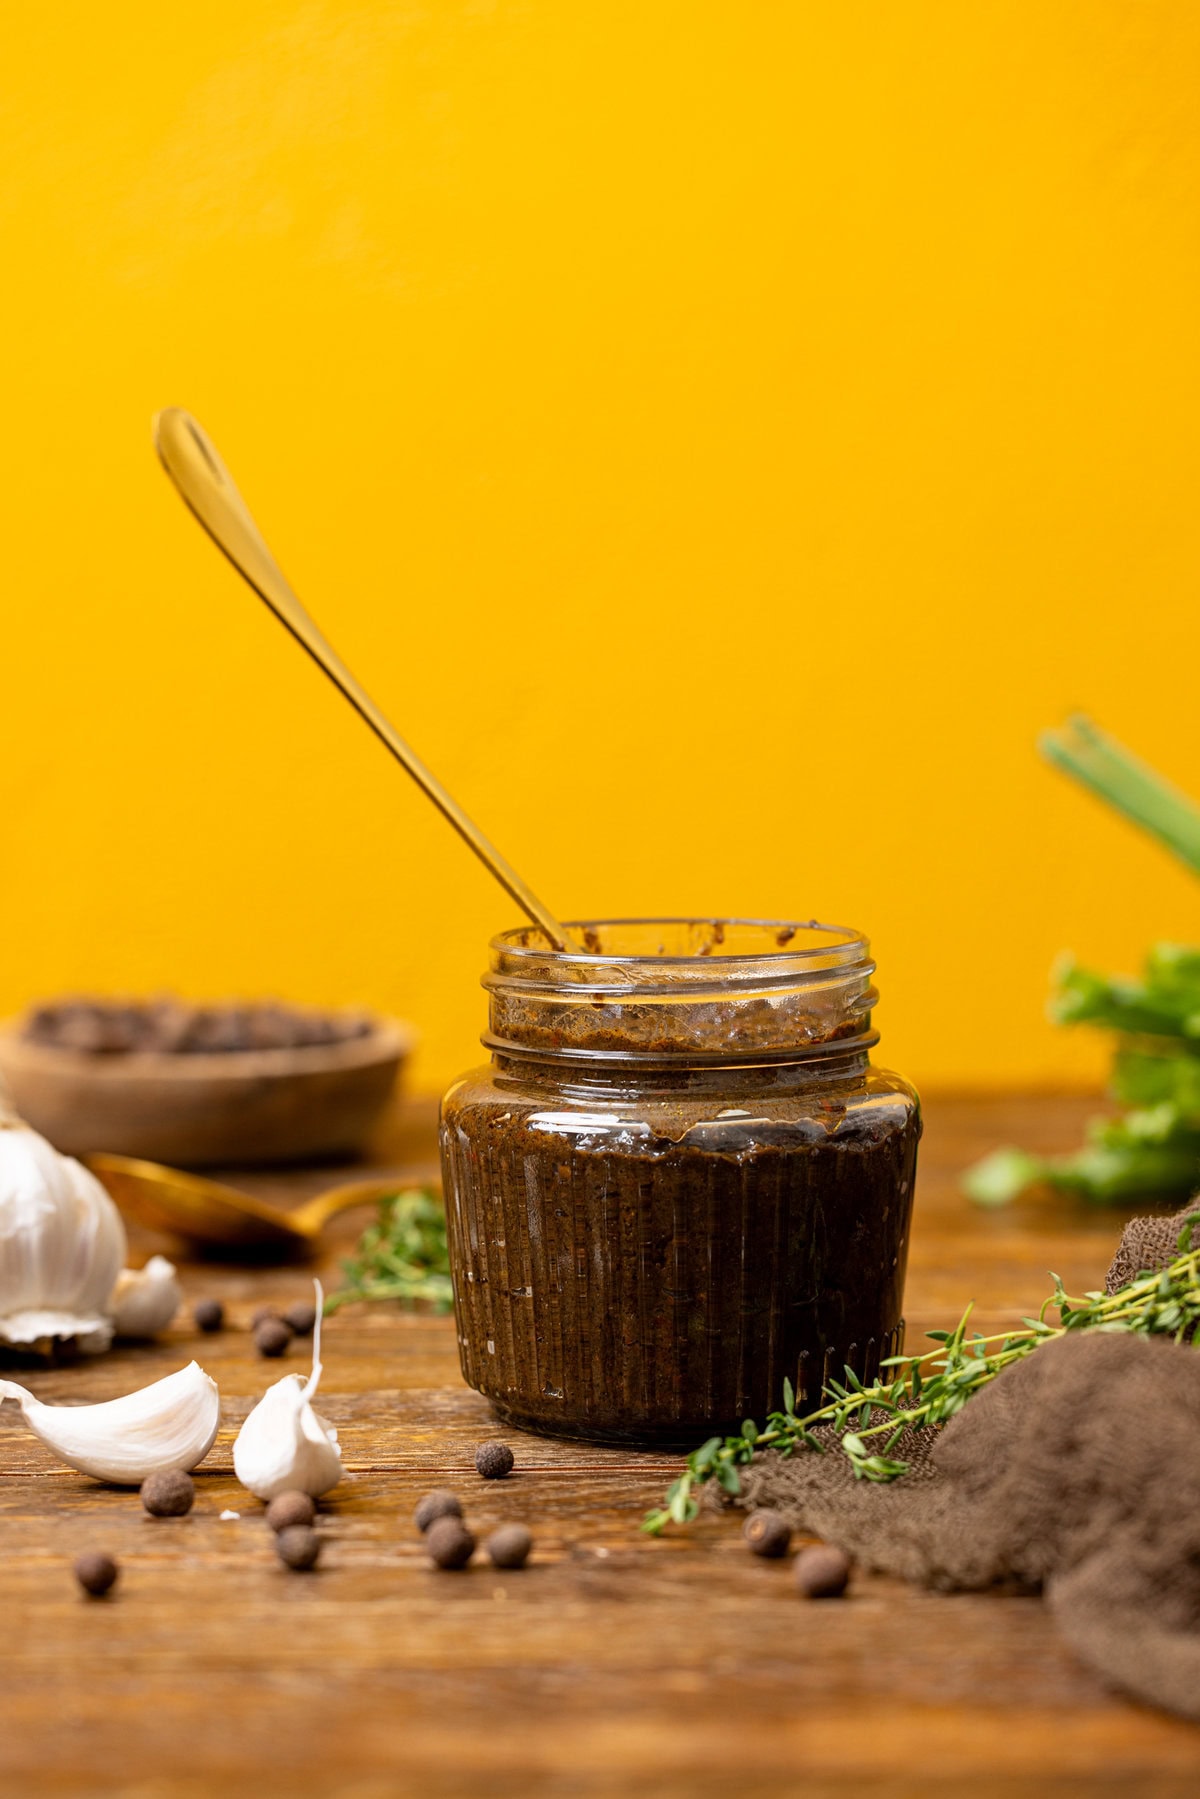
[1,1092,1195,1798]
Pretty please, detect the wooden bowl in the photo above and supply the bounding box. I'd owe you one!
[0,1016,415,1168]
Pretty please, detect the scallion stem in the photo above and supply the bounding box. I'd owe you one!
[1040,714,1200,875]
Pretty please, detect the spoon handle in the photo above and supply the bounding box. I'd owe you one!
[153,408,568,950]
[291,1175,438,1237]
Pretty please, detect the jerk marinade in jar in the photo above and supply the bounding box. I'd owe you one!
[439,918,920,1447]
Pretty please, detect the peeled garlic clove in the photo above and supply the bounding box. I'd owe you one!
[0,1360,219,1485]
[233,1382,342,1501]
[109,1256,182,1338]
[234,1282,342,1501]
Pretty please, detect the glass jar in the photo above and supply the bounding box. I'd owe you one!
[439,918,920,1446]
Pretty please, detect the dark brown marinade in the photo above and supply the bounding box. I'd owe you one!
[440,1066,920,1447]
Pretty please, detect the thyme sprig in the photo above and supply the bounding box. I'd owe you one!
[324,1187,453,1313]
[643,1213,1200,1534]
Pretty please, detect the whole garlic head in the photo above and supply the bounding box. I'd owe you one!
[233,1282,342,1501]
[0,1082,127,1352]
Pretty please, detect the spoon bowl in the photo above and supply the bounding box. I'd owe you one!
[87,1154,413,1254]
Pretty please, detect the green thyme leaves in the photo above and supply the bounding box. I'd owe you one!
[642,1236,1200,1534]
[325,1188,453,1314]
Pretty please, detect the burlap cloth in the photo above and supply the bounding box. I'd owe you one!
[736,1208,1200,1719]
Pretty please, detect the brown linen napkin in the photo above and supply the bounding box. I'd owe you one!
[736,1208,1200,1719]
[1106,1203,1199,1296]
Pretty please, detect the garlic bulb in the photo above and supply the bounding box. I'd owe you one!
[0,1081,126,1352]
[109,1256,182,1338]
[233,1283,342,1500]
[0,1360,219,1484]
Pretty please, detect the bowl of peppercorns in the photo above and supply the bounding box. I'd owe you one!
[0,998,415,1166]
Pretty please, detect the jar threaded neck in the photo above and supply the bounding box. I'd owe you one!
[484,916,878,1068]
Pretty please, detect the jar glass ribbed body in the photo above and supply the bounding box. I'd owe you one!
[439,919,920,1446]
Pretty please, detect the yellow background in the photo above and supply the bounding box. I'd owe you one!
[3,2,1199,1095]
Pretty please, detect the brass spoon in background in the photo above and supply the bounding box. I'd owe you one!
[87,1154,415,1254]
[152,407,570,953]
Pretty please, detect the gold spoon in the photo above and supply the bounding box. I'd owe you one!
[152,407,569,952]
[87,1153,414,1253]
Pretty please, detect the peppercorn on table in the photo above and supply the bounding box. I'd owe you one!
[1,1094,1196,1798]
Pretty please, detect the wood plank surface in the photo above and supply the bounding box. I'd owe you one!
[2,1091,1196,1798]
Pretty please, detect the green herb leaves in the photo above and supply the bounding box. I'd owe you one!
[642,1234,1200,1533]
[964,717,1200,1209]
[963,969,1200,1208]
[324,1188,453,1314]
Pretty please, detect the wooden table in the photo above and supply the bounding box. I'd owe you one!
[2,1093,1197,1798]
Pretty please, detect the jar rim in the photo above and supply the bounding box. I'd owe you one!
[484,917,877,1064]
[490,916,868,971]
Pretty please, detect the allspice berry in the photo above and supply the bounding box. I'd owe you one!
[743,1509,792,1558]
[284,1301,317,1336]
[251,1304,280,1329]
[485,1524,532,1570]
[474,1441,514,1481]
[275,1525,321,1571]
[794,1544,851,1598]
[193,1299,224,1333]
[140,1469,196,1517]
[255,1317,293,1358]
[426,1516,476,1569]
[414,1489,463,1533]
[265,1490,316,1533]
[74,1551,119,1597]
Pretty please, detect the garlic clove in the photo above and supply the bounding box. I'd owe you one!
[233,1281,342,1501]
[232,1379,342,1501]
[109,1256,183,1338]
[0,1360,220,1485]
